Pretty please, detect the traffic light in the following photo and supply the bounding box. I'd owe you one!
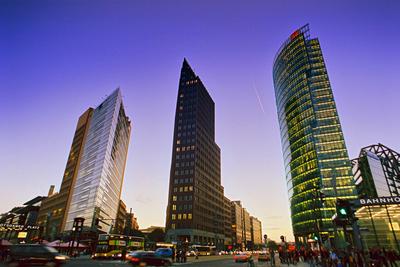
[336,199,351,220]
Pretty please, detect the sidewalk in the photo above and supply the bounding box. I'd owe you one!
[172,254,231,265]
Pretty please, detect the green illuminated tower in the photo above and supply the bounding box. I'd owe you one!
[272,25,357,242]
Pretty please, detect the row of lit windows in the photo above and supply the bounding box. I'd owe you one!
[171,213,193,220]
[172,186,194,193]
[186,80,198,85]
[275,60,308,98]
[277,69,309,107]
[287,107,314,128]
[285,99,312,122]
[172,195,193,201]
[289,150,317,169]
[176,146,195,152]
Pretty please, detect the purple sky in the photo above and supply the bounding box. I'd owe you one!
[1,0,400,241]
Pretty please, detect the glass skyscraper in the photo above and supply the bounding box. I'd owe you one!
[273,25,357,241]
[64,89,131,232]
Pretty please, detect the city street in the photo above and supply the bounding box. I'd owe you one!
[60,255,309,267]
[0,255,310,267]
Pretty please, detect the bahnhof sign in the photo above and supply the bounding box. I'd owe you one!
[355,197,400,252]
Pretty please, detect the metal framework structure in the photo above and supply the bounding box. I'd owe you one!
[352,143,400,197]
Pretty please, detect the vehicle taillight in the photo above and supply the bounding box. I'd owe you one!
[131,257,140,262]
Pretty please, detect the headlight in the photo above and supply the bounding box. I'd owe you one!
[55,256,66,260]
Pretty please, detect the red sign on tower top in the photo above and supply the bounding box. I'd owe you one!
[290,30,300,40]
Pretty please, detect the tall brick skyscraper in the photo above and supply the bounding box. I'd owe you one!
[165,59,225,248]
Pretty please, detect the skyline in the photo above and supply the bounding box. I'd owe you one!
[1,0,400,241]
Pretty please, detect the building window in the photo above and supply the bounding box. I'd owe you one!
[173,188,177,192]
[172,195,177,201]
[189,186,193,191]
[188,214,192,219]
[178,214,182,220]
[183,214,187,219]
[179,187,183,192]
[172,224,175,229]
[172,205,176,211]
[172,214,176,220]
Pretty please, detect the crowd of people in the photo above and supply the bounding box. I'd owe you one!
[171,248,189,263]
[275,245,399,267]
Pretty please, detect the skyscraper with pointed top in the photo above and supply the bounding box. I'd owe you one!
[165,59,225,247]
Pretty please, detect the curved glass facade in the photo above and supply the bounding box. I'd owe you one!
[64,89,131,232]
[273,25,357,239]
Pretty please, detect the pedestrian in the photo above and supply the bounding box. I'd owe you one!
[183,250,187,263]
[121,247,126,262]
[269,247,276,267]
[354,249,364,267]
[171,247,175,263]
[176,250,181,263]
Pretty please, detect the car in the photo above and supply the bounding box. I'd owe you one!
[233,252,252,262]
[128,251,172,266]
[258,251,270,261]
[186,250,196,257]
[154,248,173,258]
[7,244,69,267]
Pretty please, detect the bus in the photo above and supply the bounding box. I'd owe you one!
[93,234,144,259]
[190,245,216,256]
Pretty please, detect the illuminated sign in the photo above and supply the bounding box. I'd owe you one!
[109,240,126,246]
[290,30,300,40]
[0,224,40,231]
[358,197,400,206]
[129,241,141,247]
[18,232,28,238]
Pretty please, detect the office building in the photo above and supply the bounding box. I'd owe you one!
[351,144,400,252]
[64,89,131,232]
[0,196,46,242]
[165,59,225,248]
[352,143,400,198]
[38,89,131,236]
[272,25,357,242]
[114,200,127,234]
[223,196,233,246]
[242,208,251,247]
[250,216,262,246]
[231,201,244,248]
[37,109,93,240]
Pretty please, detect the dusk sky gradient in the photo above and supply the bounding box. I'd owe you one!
[1,0,400,241]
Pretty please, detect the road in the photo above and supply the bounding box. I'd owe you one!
[0,255,310,267]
